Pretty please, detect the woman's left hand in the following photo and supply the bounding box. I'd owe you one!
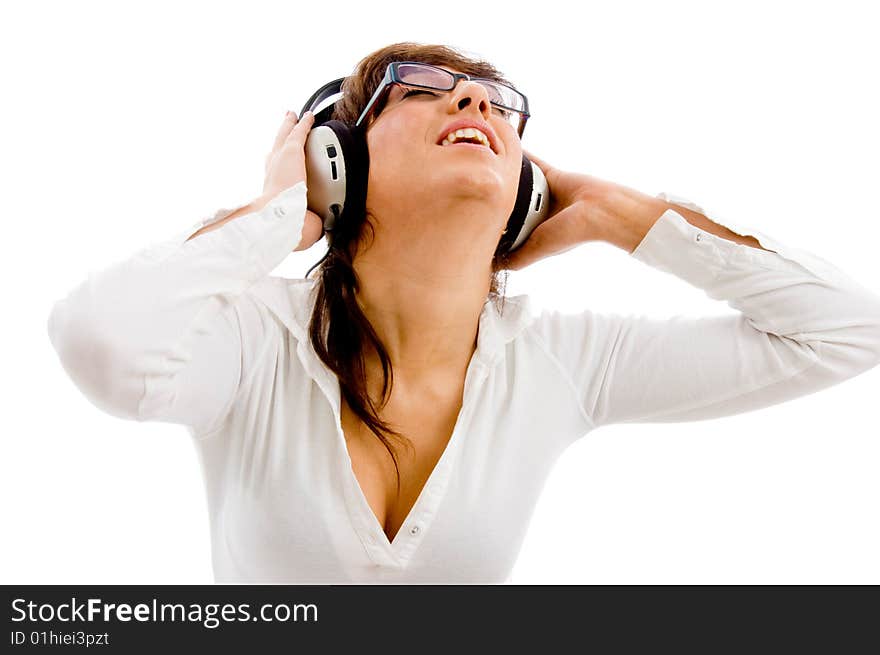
[504,150,616,271]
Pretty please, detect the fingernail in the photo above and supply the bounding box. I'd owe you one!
[304,110,314,119]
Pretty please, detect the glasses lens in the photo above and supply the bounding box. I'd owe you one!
[474,80,526,133]
[397,63,455,89]
[475,80,525,112]
[395,63,527,135]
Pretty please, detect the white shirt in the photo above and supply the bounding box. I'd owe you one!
[47,180,880,584]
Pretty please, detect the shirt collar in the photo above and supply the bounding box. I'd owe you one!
[248,276,536,374]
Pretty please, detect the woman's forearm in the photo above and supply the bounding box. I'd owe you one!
[594,183,769,254]
[185,195,271,241]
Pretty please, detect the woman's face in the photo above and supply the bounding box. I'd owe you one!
[360,65,524,258]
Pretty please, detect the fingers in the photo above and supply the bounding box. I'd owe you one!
[523,148,552,172]
[284,111,315,143]
[271,110,299,153]
[266,111,315,170]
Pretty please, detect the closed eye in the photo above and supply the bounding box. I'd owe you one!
[402,89,438,98]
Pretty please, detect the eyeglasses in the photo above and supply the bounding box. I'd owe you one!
[355,61,530,138]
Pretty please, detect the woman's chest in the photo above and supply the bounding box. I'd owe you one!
[339,391,463,544]
[203,355,588,578]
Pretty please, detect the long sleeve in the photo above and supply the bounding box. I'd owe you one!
[47,181,308,437]
[531,193,880,429]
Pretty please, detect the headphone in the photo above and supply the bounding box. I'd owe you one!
[297,76,550,258]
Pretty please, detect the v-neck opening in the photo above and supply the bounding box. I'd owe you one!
[271,284,512,565]
[335,356,489,565]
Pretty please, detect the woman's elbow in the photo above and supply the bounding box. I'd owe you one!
[48,300,146,422]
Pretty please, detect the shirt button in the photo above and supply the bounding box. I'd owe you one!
[409,525,420,536]
[274,205,287,217]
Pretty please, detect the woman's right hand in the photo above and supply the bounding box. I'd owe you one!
[262,110,325,252]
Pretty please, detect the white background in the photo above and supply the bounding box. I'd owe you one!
[2,0,877,584]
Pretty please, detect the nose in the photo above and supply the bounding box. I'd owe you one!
[447,79,492,118]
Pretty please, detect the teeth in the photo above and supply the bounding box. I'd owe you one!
[441,127,492,150]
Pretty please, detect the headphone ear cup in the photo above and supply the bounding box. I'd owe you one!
[302,119,369,246]
[498,154,551,256]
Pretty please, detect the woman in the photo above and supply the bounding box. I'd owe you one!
[47,42,880,583]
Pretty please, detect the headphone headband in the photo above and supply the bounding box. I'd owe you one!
[300,77,347,122]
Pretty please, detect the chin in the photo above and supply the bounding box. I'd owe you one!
[433,166,506,195]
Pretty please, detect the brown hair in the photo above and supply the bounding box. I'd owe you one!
[304,42,517,495]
